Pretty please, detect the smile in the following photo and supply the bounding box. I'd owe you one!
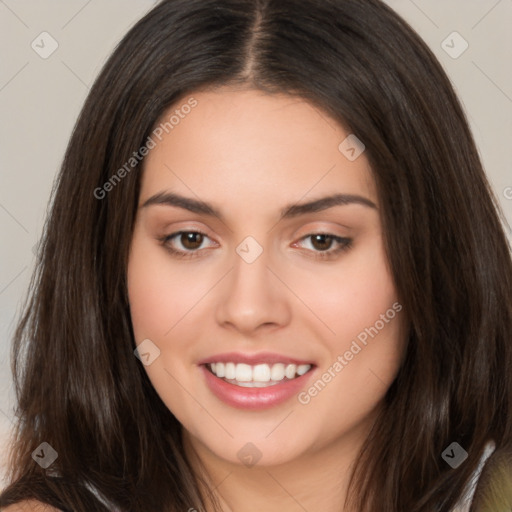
[200,357,316,409]
[208,362,312,387]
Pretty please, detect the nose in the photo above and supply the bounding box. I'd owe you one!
[214,239,292,337]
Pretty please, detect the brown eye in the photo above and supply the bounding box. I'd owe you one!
[179,232,204,250]
[293,233,353,260]
[160,230,215,259]
[310,234,335,251]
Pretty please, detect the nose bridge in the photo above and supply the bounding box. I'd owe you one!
[234,234,271,290]
[215,233,291,333]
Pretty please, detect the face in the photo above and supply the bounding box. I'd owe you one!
[127,87,406,468]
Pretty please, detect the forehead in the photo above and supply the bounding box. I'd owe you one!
[140,88,377,212]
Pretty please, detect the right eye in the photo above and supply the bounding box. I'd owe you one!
[159,230,217,259]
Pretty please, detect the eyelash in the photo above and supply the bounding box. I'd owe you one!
[158,230,353,261]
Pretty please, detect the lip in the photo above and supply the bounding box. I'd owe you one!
[199,363,316,410]
[197,351,315,366]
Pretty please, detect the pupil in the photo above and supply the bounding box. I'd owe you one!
[182,232,203,249]
[312,234,332,251]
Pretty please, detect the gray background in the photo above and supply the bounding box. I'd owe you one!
[0,0,511,487]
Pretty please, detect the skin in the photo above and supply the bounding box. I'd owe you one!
[127,87,407,512]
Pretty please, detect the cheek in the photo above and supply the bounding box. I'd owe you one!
[127,235,208,342]
[127,236,205,421]
[308,310,404,444]
[292,237,404,420]
[291,235,398,343]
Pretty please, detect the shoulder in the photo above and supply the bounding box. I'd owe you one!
[1,500,61,512]
[472,444,512,511]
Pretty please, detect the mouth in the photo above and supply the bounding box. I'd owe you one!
[198,353,317,410]
[205,361,313,387]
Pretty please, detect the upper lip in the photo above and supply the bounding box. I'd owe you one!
[197,351,315,366]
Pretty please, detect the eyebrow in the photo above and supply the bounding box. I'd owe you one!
[141,191,377,220]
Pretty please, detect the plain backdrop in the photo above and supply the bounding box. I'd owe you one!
[1,0,511,487]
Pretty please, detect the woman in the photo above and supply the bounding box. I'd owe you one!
[1,0,511,510]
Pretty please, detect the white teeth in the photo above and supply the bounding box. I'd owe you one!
[215,362,225,378]
[297,364,310,376]
[235,363,253,382]
[208,361,312,385]
[225,362,236,380]
[234,380,277,388]
[285,364,297,379]
[271,363,285,381]
[253,364,271,382]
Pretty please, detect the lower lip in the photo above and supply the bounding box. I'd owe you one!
[200,365,315,410]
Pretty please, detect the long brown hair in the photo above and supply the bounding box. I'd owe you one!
[1,0,511,510]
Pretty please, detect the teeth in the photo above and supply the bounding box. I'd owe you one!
[235,363,253,382]
[208,362,312,385]
[215,362,225,378]
[253,364,271,382]
[297,364,310,376]
[285,364,296,379]
[225,362,236,380]
[271,363,285,381]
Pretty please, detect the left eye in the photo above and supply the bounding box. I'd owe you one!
[292,233,353,259]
